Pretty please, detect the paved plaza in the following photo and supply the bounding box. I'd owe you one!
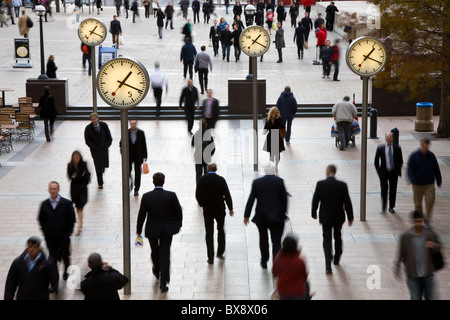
[0,3,450,302]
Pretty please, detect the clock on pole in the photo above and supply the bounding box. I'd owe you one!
[346,36,388,222]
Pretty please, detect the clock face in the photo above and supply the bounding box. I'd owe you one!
[346,36,387,77]
[239,26,271,57]
[97,58,150,109]
[78,18,107,46]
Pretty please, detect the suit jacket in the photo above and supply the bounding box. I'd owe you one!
[120,128,148,164]
[136,188,183,238]
[80,268,129,300]
[196,172,233,216]
[38,196,76,238]
[84,121,113,170]
[202,97,220,120]
[179,85,199,109]
[311,176,353,226]
[374,143,403,177]
[244,175,288,226]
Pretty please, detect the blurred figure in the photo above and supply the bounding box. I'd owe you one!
[38,86,57,142]
[179,78,200,135]
[38,181,76,281]
[272,234,309,300]
[4,236,58,300]
[80,253,129,300]
[191,118,215,181]
[67,150,91,235]
[263,107,285,168]
[407,137,442,224]
[81,41,92,76]
[18,10,30,38]
[395,210,443,300]
[276,86,298,144]
[46,55,57,78]
[201,89,219,130]
[149,61,169,117]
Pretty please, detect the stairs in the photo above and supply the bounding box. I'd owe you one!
[57,103,363,121]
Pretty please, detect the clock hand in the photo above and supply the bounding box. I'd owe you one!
[248,34,261,49]
[362,55,382,64]
[359,46,375,67]
[116,80,143,94]
[86,26,98,39]
[254,41,267,48]
[112,71,132,96]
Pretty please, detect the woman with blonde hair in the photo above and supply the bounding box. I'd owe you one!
[263,107,285,169]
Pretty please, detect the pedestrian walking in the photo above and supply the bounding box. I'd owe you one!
[191,118,215,181]
[149,61,169,117]
[46,55,57,78]
[143,0,150,18]
[18,10,31,38]
[67,150,91,235]
[109,15,122,49]
[80,253,129,300]
[209,19,221,57]
[272,234,310,300]
[265,8,274,35]
[179,79,200,135]
[231,24,242,62]
[289,2,298,28]
[330,39,340,81]
[180,37,197,79]
[131,0,139,23]
[244,162,288,268]
[81,42,92,76]
[119,119,148,196]
[4,236,58,300]
[165,2,174,29]
[84,112,113,189]
[202,0,211,24]
[233,1,242,21]
[325,1,339,31]
[293,21,306,59]
[301,12,312,43]
[263,107,285,168]
[38,86,57,142]
[136,172,183,293]
[114,0,122,17]
[156,7,165,38]
[276,86,297,144]
[374,131,404,214]
[38,181,76,281]
[276,1,285,26]
[195,45,213,94]
[275,22,285,63]
[96,0,103,15]
[395,210,443,300]
[331,96,357,150]
[192,0,200,23]
[320,39,332,78]
[407,137,442,224]
[201,89,220,129]
[220,24,232,62]
[196,163,234,264]
[311,164,354,274]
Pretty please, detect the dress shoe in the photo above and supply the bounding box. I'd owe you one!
[134,190,139,196]
[333,256,340,265]
[207,259,214,264]
[98,185,103,189]
[160,285,169,293]
[260,261,267,269]
[63,272,69,281]
[389,208,396,214]
[216,254,224,260]
[326,269,333,274]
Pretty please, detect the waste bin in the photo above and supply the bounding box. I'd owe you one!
[415,102,434,132]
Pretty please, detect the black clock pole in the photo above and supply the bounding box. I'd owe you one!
[91,46,98,113]
[120,108,131,295]
[360,76,370,221]
[252,56,258,171]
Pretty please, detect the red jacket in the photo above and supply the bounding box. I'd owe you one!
[317,29,326,47]
[272,251,308,299]
[331,44,340,61]
[303,0,312,7]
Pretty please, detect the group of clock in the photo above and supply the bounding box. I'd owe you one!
[77,18,387,110]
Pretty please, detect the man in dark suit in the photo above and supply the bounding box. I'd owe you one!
[209,19,221,56]
[179,79,200,135]
[84,112,113,189]
[120,119,148,196]
[196,163,234,264]
[374,131,404,214]
[311,165,353,274]
[244,162,288,268]
[136,172,183,292]
[80,253,129,300]
[201,89,220,129]
[38,181,76,281]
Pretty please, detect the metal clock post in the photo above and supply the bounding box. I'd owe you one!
[97,57,150,295]
[78,18,107,113]
[239,26,271,171]
[345,36,387,221]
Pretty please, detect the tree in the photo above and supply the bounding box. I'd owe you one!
[369,0,450,137]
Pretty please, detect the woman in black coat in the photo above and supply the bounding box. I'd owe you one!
[263,107,285,166]
[45,55,57,78]
[67,150,91,235]
[38,86,57,141]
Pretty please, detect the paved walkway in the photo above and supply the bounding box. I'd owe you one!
[1,4,449,301]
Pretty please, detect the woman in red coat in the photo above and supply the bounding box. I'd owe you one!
[272,234,309,300]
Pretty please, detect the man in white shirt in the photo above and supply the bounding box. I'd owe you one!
[149,62,168,117]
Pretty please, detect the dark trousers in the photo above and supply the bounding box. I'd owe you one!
[144,6,149,18]
[148,235,173,287]
[43,118,55,133]
[337,121,352,150]
[82,54,92,75]
[205,117,217,129]
[257,221,284,264]
[203,212,225,261]
[195,163,207,182]
[198,68,208,93]
[129,157,142,191]
[204,12,210,23]
[285,118,293,142]
[165,17,173,29]
[322,59,331,76]
[332,60,339,80]
[193,10,200,23]
[91,155,104,186]
[277,48,283,61]
[183,61,193,79]
[222,44,230,61]
[379,170,399,211]
[212,39,219,56]
[184,106,195,132]
[322,223,343,270]
[112,33,120,49]
[153,87,163,115]
[296,43,304,58]
[45,235,71,276]
[234,44,241,61]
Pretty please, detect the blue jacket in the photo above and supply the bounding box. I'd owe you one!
[407,149,442,186]
[276,90,298,121]
[180,41,197,62]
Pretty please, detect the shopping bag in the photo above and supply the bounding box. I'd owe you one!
[142,161,149,174]
[119,34,124,46]
[135,235,144,247]
[208,39,212,47]
[304,42,308,49]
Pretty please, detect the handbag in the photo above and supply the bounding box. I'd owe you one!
[279,126,286,138]
[119,34,124,45]
[26,16,34,28]
[194,60,199,73]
